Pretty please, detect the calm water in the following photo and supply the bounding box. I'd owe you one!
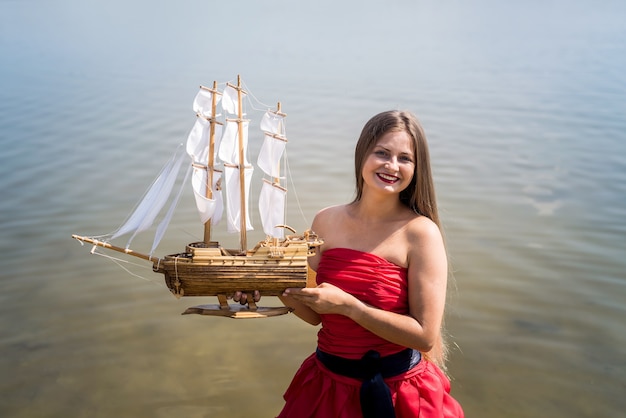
[1,0,625,417]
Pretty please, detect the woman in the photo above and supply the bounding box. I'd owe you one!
[269,110,464,418]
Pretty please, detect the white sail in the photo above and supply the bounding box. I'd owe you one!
[191,167,223,225]
[257,133,286,178]
[192,87,221,118]
[111,148,187,247]
[223,165,254,233]
[187,86,225,228]
[151,163,192,255]
[222,84,246,115]
[218,119,250,165]
[186,116,222,164]
[258,110,287,238]
[260,110,285,136]
[259,180,286,239]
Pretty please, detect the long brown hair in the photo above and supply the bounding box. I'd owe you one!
[353,110,449,369]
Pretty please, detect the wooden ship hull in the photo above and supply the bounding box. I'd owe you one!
[154,238,318,318]
[157,241,311,298]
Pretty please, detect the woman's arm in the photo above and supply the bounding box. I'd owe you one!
[279,293,321,325]
[278,210,329,326]
[279,259,322,325]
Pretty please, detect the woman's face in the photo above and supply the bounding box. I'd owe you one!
[361,130,415,197]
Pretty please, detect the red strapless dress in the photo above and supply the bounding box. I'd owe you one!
[277,248,464,418]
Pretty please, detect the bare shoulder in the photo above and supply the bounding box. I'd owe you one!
[312,204,348,230]
[308,205,348,271]
[405,215,444,247]
[315,204,346,217]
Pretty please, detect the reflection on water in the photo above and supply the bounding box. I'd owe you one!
[1,0,625,417]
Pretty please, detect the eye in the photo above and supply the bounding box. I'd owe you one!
[399,155,414,163]
[374,150,388,157]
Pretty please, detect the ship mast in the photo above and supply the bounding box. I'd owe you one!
[272,102,286,248]
[226,75,248,252]
[273,102,286,186]
[202,81,222,245]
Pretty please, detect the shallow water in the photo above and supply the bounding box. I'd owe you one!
[1,0,625,417]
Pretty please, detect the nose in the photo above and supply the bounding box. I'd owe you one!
[385,157,399,170]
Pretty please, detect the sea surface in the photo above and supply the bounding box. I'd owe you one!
[1,1,625,417]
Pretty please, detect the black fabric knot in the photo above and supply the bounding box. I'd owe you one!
[359,350,395,418]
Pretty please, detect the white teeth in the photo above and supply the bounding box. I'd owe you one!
[378,173,398,181]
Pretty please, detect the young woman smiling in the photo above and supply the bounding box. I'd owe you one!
[276,110,464,418]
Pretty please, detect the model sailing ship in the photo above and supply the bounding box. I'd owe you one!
[72,76,322,318]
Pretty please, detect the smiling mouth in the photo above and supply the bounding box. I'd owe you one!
[377,173,399,183]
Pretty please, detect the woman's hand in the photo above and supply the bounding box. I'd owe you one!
[230,290,261,305]
[282,283,359,316]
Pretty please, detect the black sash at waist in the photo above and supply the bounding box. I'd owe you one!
[316,348,421,418]
[316,347,421,379]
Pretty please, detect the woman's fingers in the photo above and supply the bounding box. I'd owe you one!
[231,290,260,304]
